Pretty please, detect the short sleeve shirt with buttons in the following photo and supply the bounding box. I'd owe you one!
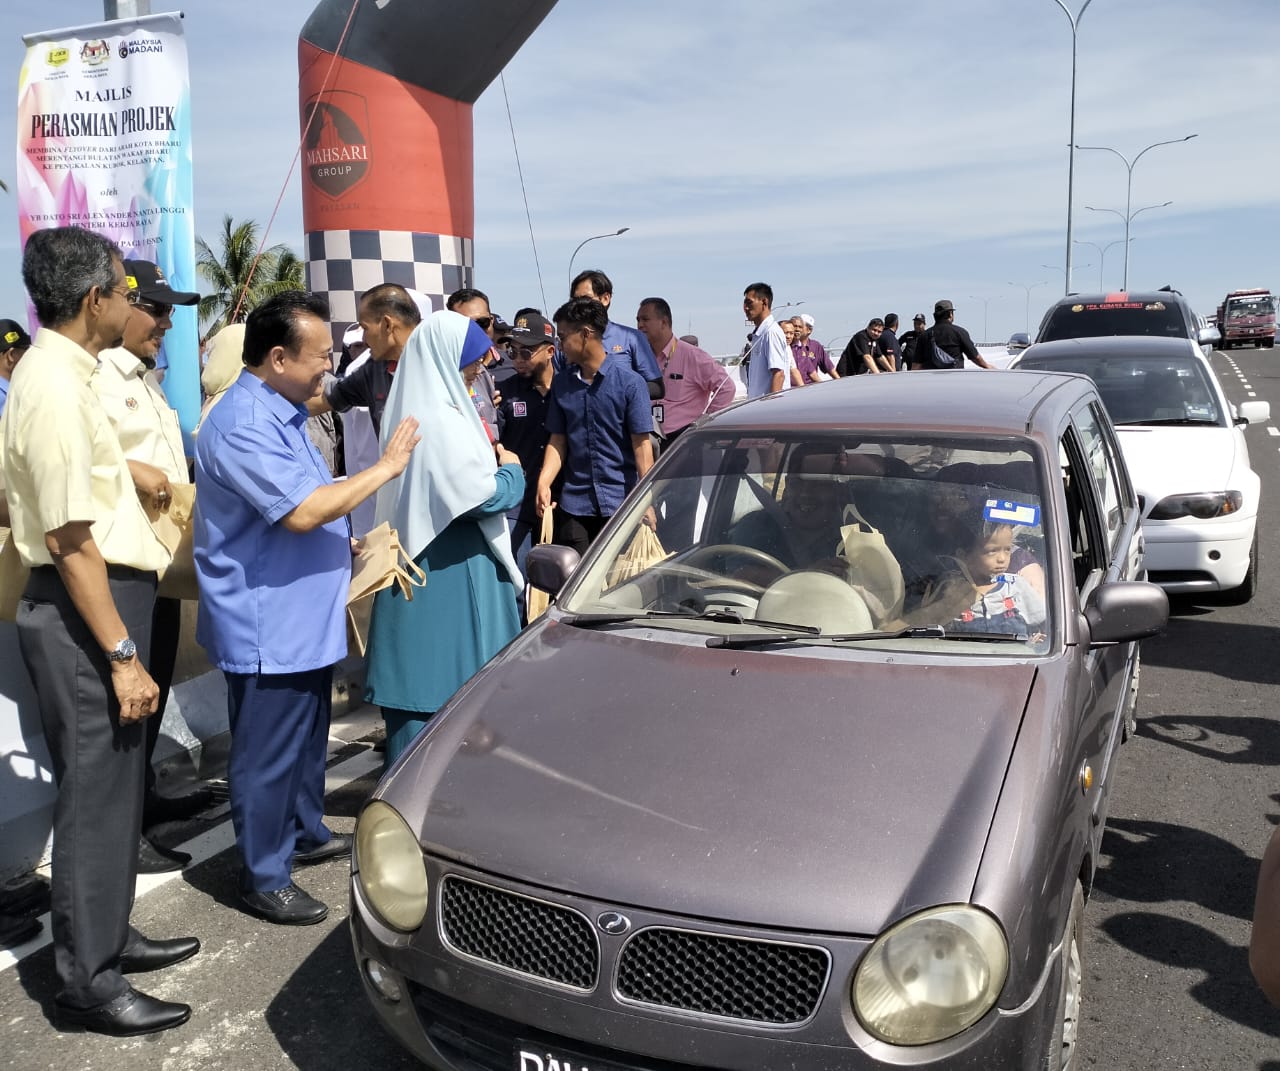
[0,328,169,571]
[194,369,351,674]
[94,347,190,484]
[545,360,653,518]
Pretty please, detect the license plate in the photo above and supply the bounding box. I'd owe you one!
[514,1040,634,1071]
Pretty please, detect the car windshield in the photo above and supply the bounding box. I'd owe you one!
[1226,299,1273,321]
[558,433,1052,654]
[1017,353,1223,427]
[1039,300,1187,341]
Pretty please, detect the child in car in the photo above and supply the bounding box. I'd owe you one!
[947,514,1046,637]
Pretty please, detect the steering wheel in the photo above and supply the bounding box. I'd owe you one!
[681,544,789,587]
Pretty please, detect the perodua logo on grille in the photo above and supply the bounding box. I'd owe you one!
[597,912,631,936]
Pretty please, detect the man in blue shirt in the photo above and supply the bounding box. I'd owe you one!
[570,269,664,400]
[536,297,653,557]
[194,291,420,926]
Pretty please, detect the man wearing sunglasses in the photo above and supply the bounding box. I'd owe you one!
[94,259,210,874]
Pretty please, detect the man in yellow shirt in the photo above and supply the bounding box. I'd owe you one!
[94,258,210,874]
[0,227,195,1037]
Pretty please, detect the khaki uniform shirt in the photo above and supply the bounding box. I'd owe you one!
[94,347,190,484]
[0,328,169,571]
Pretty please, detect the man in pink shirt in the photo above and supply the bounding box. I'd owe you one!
[636,297,736,452]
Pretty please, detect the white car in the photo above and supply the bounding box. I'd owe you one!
[1012,335,1268,601]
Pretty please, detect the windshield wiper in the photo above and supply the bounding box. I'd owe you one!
[562,609,819,633]
[706,624,947,651]
[1115,418,1217,427]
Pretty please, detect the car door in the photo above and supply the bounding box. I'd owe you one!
[1062,399,1139,842]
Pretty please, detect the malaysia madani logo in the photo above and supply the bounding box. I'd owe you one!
[80,40,110,66]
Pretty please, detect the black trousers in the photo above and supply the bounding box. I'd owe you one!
[17,565,156,1007]
[553,511,609,559]
[143,596,181,797]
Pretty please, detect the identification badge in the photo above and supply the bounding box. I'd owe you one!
[984,499,1040,527]
[652,403,664,427]
[512,401,527,417]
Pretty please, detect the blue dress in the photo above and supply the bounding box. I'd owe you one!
[366,464,524,761]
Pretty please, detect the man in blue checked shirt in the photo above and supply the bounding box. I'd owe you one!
[194,291,419,927]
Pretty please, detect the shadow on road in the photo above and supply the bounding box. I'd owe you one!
[1099,912,1280,1039]
[1139,714,1280,767]
[1095,817,1257,921]
[264,922,418,1069]
[1141,613,1280,687]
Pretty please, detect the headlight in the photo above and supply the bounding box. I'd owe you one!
[355,800,429,932]
[852,905,1008,1046]
[1148,490,1242,520]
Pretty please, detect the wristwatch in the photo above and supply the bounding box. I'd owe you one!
[106,637,137,664]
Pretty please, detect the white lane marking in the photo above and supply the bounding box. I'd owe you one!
[1249,391,1257,397]
[1267,427,1279,437]
[0,745,382,973]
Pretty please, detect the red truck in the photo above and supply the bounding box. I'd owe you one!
[1216,288,1276,349]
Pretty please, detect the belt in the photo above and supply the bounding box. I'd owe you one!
[31,563,154,580]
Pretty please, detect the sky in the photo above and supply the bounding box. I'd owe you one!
[0,0,1275,355]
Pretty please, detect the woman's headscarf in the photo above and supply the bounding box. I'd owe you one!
[195,323,246,433]
[374,310,521,585]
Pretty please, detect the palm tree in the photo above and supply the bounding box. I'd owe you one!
[196,215,304,330]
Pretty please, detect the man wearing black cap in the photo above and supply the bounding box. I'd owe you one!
[94,259,211,873]
[496,311,557,576]
[0,319,31,418]
[900,313,927,368]
[910,300,994,370]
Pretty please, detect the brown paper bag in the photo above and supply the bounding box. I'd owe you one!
[605,524,668,589]
[149,483,199,601]
[346,522,426,655]
[0,528,30,624]
[525,506,555,623]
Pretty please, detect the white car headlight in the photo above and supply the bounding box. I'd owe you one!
[355,800,429,932]
[1148,490,1242,520]
[852,905,1009,1046]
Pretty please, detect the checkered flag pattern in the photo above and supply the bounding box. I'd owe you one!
[305,229,474,347]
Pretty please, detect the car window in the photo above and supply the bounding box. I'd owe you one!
[1017,353,1224,427]
[1039,298,1189,342]
[560,432,1052,653]
[1071,404,1126,554]
[1058,432,1105,592]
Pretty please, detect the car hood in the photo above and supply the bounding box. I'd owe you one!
[1116,425,1240,500]
[380,623,1037,936]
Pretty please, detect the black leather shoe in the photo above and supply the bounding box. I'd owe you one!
[239,883,328,926]
[292,832,352,866]
[137,836,191,874]
[143,787,216,827]
[119,934,200,974]
[0,911,40,950]
[55,987,191,1037]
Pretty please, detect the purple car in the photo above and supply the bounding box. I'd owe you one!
[350,371,1167,1070]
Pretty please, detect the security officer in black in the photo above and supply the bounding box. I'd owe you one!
[910,300,994,370]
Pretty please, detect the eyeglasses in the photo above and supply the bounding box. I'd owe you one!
[105,282,133,300]
[128,294,173,318]
[472,315,494,330]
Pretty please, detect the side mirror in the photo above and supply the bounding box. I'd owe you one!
[1235,400,1271,426]
[1085,581,1168,645]
[1197,325,1221,348]
[526,543,580,596]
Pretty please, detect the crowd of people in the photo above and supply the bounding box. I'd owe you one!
[0,225,1009,1039]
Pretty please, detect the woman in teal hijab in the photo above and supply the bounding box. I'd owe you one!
[366,310,525,763]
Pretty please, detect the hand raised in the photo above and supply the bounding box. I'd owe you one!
[379,417,422,477]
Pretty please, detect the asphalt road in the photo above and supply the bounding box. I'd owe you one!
[2,346,1279,1070]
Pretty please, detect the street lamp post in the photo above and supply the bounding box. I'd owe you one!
[568,227,630,284]
[1073,238,1129,291]
[1041,263,1089,295]
[1049,0,1095,296]
[774,301,806,313]
[1075,135,1196,289]
[1007,281,1049,336]
[1085,202,1172,287]
[968,296,994,344]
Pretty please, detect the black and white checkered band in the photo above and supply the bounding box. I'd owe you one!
[305,228,474,349]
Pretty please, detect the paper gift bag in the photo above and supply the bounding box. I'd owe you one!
[0,529,29,624]
[151,484,199,601]
[525,506,556,623]
[346,522,426,655]
[835,503,904,625]
[605,523,668,589]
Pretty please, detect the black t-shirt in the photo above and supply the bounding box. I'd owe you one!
[923,321,981,369]
[497,375,553,526]
[839,329,882,376]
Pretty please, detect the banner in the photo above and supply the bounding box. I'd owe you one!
[17,12,199,442]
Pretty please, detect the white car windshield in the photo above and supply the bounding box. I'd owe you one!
[558,434,1051,653]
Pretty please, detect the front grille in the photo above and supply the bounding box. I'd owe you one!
[616,927,829,1024]
[439,875,598,990]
